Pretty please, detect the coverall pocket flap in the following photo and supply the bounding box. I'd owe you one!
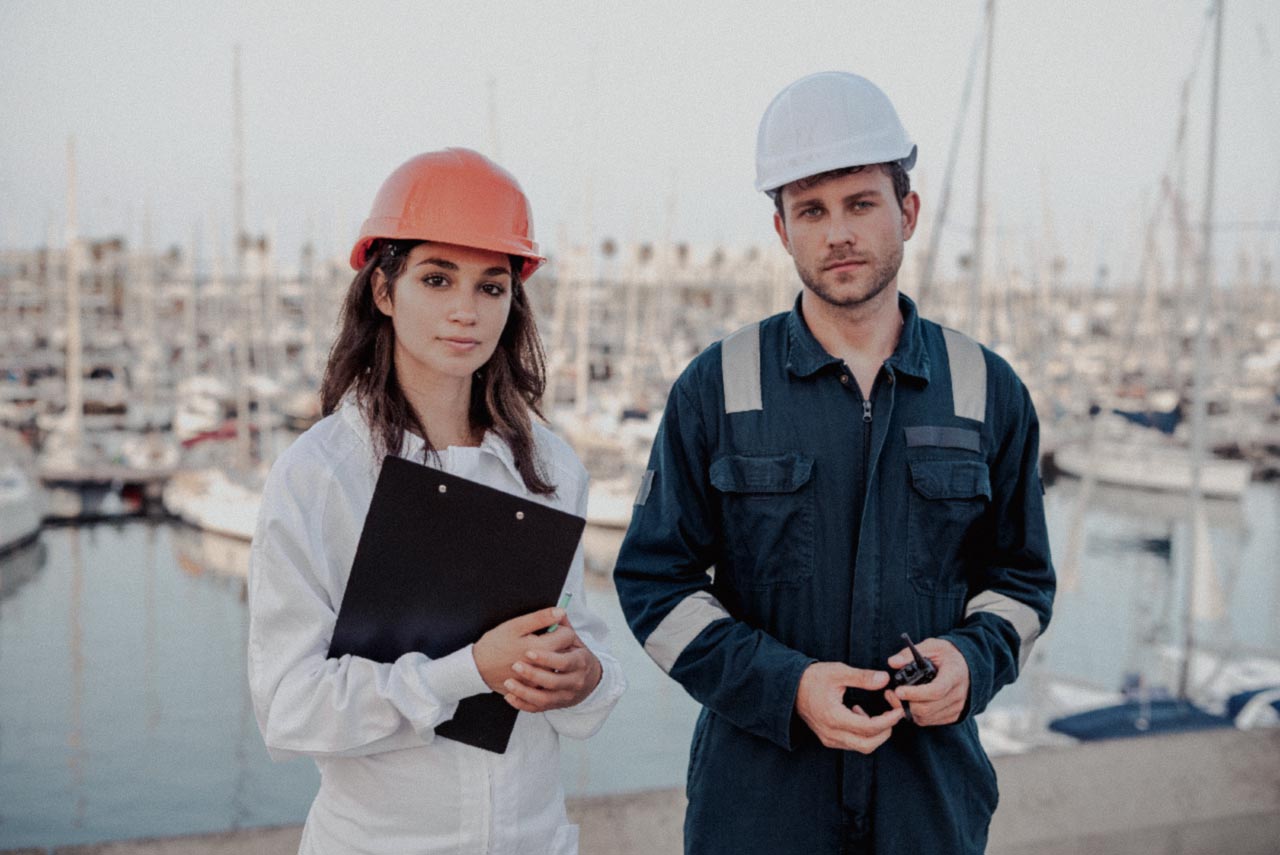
[908,459,991,501]
[710,452,813,494]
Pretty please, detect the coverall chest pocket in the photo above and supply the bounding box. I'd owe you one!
[710,452,815,588]
[907,458,991,596]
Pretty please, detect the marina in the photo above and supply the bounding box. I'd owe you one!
[3,0,1280,850]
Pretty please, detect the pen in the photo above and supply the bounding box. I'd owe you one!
[545,592,573,633]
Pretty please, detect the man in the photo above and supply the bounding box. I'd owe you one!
[613,71,1054,854]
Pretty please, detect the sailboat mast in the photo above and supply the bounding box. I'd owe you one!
[1178,0,1224,700]
[64,137,83,448]
[231,46,252,468]
[968,0,995,339]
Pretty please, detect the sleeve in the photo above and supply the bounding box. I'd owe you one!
[941,376,1056,719]
[247,448,491,762]
[543,466,626,739]
[613,371,816,751]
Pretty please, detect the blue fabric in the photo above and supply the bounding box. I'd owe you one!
[614,293,1055,855]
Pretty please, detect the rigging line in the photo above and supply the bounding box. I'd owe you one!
[916,1,987,304]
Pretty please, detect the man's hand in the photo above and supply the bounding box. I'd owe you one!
[795,662,903,753]
[886,638,970,726]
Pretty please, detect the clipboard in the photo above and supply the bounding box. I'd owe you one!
[327,455,587,753]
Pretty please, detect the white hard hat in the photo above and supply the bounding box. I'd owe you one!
[755,71,917,195]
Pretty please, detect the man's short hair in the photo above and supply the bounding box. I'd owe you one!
[773,161,911,222]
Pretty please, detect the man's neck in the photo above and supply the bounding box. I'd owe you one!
[801,285,904,376]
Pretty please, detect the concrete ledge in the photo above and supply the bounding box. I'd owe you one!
[988,726,1280,853]
[7,728,1278,855]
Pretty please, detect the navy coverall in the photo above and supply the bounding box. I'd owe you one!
[614,293,1055,854]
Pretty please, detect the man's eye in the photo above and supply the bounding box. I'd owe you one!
[799,207,823,218]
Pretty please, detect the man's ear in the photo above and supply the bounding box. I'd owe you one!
[900,191,921,242]
[773,210,792,256]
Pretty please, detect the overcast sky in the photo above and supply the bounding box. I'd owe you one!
[2,0,1277,285]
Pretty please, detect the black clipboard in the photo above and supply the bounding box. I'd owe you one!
[327,455,586,753]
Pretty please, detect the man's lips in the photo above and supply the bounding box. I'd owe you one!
[823,257,869,271]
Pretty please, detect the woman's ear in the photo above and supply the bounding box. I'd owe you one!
[372,269,394,317]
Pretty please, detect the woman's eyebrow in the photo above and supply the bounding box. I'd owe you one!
[413,257,459,270]
[413,258,510,278]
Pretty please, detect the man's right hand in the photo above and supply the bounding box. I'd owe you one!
[795,662,903,753]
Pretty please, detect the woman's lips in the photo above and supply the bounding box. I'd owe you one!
[441,337,481,352]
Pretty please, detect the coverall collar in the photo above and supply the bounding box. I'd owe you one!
[785,290,932,383]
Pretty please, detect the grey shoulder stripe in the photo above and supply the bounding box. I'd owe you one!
[721,322,763,414]
[643,591,731,673]
[942,327,987,424]
[634,469,655,506]
[965,590,1042,670]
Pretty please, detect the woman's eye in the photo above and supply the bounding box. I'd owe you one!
[422,275,448,288]
[481,282,507,297]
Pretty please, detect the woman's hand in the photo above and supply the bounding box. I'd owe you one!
[505,615,602,713]
[473,606,566,694]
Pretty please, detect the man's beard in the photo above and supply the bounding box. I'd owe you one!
[797,243,903,309]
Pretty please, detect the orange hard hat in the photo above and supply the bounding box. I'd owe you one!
[349,148,545,278]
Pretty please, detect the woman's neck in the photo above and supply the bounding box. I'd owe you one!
[395,357,479,450]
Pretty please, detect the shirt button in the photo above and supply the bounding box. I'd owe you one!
[840,374,850,385]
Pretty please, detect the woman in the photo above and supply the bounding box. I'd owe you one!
[248,148,625,854]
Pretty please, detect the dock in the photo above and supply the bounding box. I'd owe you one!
[5,727,1277,855]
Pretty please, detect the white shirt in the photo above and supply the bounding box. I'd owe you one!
[248,399,626,855]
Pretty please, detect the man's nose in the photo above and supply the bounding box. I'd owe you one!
[826,212,857,246]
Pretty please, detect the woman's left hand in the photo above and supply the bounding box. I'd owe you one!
[501,616,602,713]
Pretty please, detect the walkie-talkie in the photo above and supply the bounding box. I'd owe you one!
[889,633,937,724]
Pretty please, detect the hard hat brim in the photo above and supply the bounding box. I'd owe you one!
[349,228,545,279]
[756,143,917,194]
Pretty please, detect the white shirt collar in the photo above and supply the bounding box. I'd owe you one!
[337,394,527,486]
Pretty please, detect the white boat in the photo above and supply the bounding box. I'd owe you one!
[1053,440,1252,498]
[0,448,43,553]
[163,468,262,542]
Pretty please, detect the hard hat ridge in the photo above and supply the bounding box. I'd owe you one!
[755,71,916,194]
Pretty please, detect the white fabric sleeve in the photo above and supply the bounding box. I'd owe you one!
[544,470,627,739]
[247,448,491,762]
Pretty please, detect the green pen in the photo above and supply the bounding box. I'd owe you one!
[544,592,573,633]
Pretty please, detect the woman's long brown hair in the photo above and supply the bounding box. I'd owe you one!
[319,238,555,495]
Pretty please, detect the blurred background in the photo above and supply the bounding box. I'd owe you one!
[2,0,1278,851]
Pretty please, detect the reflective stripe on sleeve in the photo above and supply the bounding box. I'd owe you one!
[942,327,987,424]
[721,323,763,414]
[634,469,655,506]
[965,590,1041,669]
[643,591,731,673]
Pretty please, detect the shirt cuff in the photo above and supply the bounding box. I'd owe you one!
[422,644,491,704]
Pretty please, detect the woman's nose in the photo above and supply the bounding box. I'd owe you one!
[447,291,478,323]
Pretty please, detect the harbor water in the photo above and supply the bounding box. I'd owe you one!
[1,481,1278,850]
